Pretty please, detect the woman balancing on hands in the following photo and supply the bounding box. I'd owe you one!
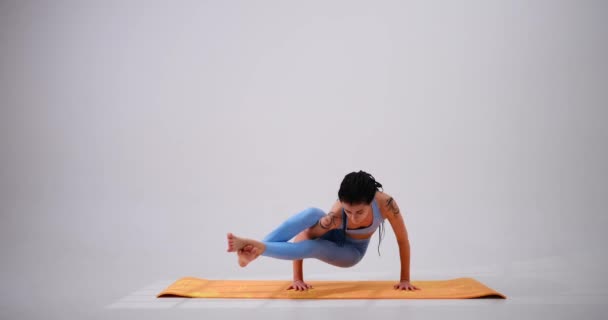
[227,170,420,291]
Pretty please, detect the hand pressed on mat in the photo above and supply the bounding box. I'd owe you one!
[288,279,313,291]
[394,280,420,291]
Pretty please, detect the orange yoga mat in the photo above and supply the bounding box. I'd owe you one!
[157,277,506,299]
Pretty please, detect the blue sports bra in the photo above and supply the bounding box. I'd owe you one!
[342,198,384,235]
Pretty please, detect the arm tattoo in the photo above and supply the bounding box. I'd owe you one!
[386,197,400,216]
[318,211,337,229]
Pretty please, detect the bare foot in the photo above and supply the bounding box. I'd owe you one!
[226,233,265,267]
[227,232,246,252]
[237,245,261,267]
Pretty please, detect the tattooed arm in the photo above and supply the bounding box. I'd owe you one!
[382,194,416,288]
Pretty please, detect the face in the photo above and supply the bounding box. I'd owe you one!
[341,202,371,225]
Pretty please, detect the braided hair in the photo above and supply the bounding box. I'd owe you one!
[337,170,386,256]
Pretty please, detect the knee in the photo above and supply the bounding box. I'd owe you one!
[303,207,326,221]
[289,207,326,229]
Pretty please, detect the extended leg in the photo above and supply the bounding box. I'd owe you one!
[262,238,363,268]
[227,207,343,268]
[228,232,364,268]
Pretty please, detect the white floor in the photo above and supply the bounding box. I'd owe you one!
[101,276,608,320]
[2,247,608,319]
[2,234,607,320]
[98,259,607,320]
[0,227,606,320]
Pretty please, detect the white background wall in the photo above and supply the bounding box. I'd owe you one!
[1,0,607,318]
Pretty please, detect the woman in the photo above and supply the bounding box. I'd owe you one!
[227,170,420,291]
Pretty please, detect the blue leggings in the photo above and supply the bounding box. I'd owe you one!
[261,207,370,268]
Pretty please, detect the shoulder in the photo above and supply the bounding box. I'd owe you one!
[375,191,402,219]
[374,191,391,210]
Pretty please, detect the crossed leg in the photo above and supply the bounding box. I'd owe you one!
[226,233,265,267]
[226,207,362,268]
